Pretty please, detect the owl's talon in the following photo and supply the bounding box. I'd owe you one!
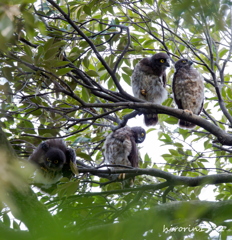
[118,173,126,180]
[140,89,146,96]
[41,167,48,172]
[183,109,193,115]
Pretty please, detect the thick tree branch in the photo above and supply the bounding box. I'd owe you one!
[74,101,232,146]
[78,167,232,188]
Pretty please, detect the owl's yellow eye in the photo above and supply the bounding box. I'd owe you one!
[182,60,187,63]
[160,59,165,63]
[54,160,59,164]
[141,132,145,137]
[47,158,51,162]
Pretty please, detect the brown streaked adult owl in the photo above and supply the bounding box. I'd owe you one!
[103,126,146,172]
[131,53,170,126]
[29,139,76,184]
[172,58,204,129]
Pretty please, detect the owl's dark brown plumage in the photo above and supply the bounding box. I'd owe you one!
[103,126,146,170]
[29,139,76,184]
[172,59,204,129]
[131,53,170,126]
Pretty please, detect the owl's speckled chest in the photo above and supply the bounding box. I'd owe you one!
[103,129,133,168]
[131,63,167,104]
[173,67,204,114]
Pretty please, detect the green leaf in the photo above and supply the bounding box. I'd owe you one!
[81,87,90,102]
[73,137,91,144]
[122,67,132,75]
[83,5,91,15]
[86,70,99,77]
[146,129,156,136]
[169,149,179,156]
[56,68,73,75]
[55,181,80,198]
[44,47,59,60]
[3,213,10,227]
[13,220,20,230]
[43,38,54,52]
[144,153,151,165]
[219,48,228,58]
[76,151,93,161]
[2,67,13,81]
[52,61,70,67]
[122,73,131,85]
[163,116,178,124]
[24,44,33,57]
[0,14,13,39]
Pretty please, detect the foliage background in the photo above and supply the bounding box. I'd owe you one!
[1,0,232,239]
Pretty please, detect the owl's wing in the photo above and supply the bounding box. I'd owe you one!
[162,72,167,88]
[195,74,205,115]
[172,72,184,109]
[138,57,153,74]
[128,136,139,168]
[63,148,78,178]
[104,127,133,167]
[62,148,79,178]
[41,141,50,152]
[29,142,47,166]
[66,148,76,163]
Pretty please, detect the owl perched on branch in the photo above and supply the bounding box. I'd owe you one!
[29,139,77,184]
[103,126,146,174]
[172,59,204,129]
[131,53,170,126]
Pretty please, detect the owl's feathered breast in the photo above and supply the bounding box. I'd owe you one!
[173,67,204,114]
[131,59,167,104]
[103,127,134,167]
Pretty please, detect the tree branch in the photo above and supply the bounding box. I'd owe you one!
[46,0,135,100]
[74,101,232,146]
[77,167,232,188]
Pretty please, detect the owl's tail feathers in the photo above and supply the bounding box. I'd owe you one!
[144,114,158,126]
[179,120,195,129]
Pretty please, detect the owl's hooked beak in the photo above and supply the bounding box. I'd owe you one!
[165,60,170,67]
[137,134,145,143]
[188,61,193,66]
[46,161,52,168]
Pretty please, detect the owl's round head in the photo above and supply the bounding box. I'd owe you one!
[151,53,170,70]
[44,148,66,171]
[175,59,193,70]
[131,127,146,143]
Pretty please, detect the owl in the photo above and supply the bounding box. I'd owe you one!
[131,53,170,126]
[172,58,204,129]
[103,126,146,174]
[29,139,76,184]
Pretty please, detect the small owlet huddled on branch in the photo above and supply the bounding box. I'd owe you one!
[29,139,77,184]
[172,58,204,129]
[131,53,170,126]
[103,126,146,172]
